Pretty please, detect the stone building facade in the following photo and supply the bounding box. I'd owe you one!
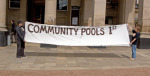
[0,0,150,33]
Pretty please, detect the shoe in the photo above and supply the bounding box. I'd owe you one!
[17,56,21,58]
[130,58,135,61]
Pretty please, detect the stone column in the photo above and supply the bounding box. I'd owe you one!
[45,0,57,25]
[83,0,94,26]
[125,0,135,27]
[119,0,135,28]
[93,0,106,26]
[20,0,27,22]
[138,0,150,32]
[0,0,7,31]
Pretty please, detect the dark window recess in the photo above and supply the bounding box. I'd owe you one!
[105,16,113,25]
[107,0,112,3]
[135,0,139,8]
[57,0,68,10]
[9,0,20,9]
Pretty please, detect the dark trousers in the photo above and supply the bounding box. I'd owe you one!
[17,40,25,57]
[11,32,16,43]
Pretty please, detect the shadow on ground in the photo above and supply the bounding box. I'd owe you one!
[25,52,121,58]
[121,55,130,59]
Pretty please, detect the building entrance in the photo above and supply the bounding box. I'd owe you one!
[27,0,45,24]
[71,6,80,26]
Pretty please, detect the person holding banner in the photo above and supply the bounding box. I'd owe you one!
[128,24,140,61]
[16,21,26,58]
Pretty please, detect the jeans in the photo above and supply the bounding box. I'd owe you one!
[132,45,137,59]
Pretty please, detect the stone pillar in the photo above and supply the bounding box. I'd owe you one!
[118,0,126,24]
[20,0,27,22]
[0,0,7,31]
[45,0,57,25]
[93,0,106,26]
[125,0,135,27]
[83,0,94,26]
[119,0,135,27]
[138,0,150,32]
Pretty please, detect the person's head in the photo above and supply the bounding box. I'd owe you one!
[18,21,23,27]
[135,26,140,32]
[11,20,15,24]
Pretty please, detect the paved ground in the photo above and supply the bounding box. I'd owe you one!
[0,43,150,75]
[0,68,150,76]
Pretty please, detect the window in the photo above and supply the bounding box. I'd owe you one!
[107,0,112,4]
[57,0,68,10]
[9,0,20,9]
[135,0,139,8]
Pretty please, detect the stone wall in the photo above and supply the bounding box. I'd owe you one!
[138,0,150,32]
[6,0,150,33]
[6,0,27,30]
[118,0,135,28]
[0,0,7,31]
[83,0,94,26]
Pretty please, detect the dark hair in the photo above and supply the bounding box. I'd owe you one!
[17,21,22,25]
[11,20,15,23]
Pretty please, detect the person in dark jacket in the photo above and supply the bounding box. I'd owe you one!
[11,20,16,43]
[16,21,26,58]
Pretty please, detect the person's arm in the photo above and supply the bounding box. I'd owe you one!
[23,26,26,42]
[16,27,24,41]
[130,38,136,45]
[128,24,133,30]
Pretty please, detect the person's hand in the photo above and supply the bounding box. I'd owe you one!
[128,24,133,30]
[24,40,26,42]
[129,42,132,45]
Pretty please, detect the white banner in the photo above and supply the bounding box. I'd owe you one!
[25,22,130,46]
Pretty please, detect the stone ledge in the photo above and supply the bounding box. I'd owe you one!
[0,28,7,31]
[140,32,150,38]
[141,32,150,35]
[129,32,150,38]
[0,31,7,46]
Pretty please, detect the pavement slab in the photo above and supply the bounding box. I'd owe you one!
[0,68,150,76]
[0,43,150,75]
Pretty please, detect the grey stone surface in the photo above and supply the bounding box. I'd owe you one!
[0,43,150,70]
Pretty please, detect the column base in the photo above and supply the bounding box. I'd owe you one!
[137,33,150,49]
[0,31,8,46]
[0,28,7,31]
[142,26,150,32]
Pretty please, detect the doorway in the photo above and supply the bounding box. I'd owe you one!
[71,6,80,26]
[27,0,45,24]
[105,0,119,25]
